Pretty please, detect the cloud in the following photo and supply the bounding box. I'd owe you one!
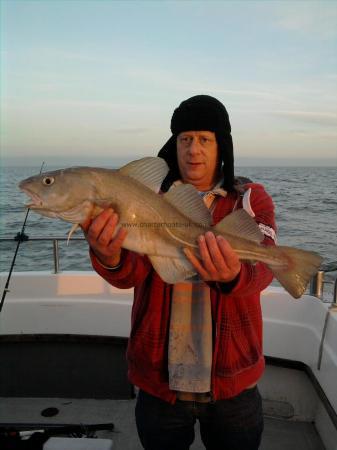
[272,110,337,126]
[275,3,337,38]
[114,128,149,135]
[2,98,160,114]
[126,67,296,105]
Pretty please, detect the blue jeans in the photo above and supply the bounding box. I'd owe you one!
[135,387,264,450]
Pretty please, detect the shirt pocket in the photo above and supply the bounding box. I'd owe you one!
[215,313,262,377]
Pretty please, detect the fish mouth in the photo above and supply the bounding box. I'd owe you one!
[19,186,44,209]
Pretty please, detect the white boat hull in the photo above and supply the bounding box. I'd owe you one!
[1,271,336,449]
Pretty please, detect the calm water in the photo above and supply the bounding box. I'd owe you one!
[0,165,336,299]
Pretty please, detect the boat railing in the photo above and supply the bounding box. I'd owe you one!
[310,269,337,306]
[0,235,86,275]
[1,235,337,305]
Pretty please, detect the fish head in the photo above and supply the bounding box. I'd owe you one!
[18,167,99,223]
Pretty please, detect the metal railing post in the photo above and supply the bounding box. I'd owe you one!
[0,236,86,273]
[333,278,337,307]
[310,270,324,299]
[317,277,337,370]
[53,239,60,273]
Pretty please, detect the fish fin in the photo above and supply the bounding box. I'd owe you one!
[119,157,169,192]
[267,246,323,299]
[67,223,80,245]
[90,203,106,216]
[213,209,264,243]
[149,254,196,283]
[59,200,94,223]
[163,184,212,228]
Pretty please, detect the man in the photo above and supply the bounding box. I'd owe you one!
[83,95,276,449]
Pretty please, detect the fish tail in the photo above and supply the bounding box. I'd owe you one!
[267,246,323,299]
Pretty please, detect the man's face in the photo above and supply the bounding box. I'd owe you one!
[177,130,220,191]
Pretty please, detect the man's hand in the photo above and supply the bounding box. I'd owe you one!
[81,208,127,268]
[184,232,241,283]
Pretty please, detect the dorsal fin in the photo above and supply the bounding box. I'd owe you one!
[213,209,264,243]
[164,184,212,228]
[119,157,169,192]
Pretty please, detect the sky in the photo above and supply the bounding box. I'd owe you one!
[1,0,337,167]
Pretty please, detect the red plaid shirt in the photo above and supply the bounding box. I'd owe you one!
[91,183,276,403]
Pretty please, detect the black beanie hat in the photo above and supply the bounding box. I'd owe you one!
[158,95,235,192]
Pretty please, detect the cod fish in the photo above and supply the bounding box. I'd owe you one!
[19,157,322,298]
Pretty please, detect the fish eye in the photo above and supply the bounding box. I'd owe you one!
[42,176,55,186]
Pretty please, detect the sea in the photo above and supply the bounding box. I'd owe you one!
[0,165,336,300]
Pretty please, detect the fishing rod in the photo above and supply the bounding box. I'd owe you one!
[0,161,45,313]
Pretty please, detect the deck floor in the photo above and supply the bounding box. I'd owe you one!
[0,398,325,449]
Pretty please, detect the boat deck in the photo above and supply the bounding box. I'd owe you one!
[0,397,325,449]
